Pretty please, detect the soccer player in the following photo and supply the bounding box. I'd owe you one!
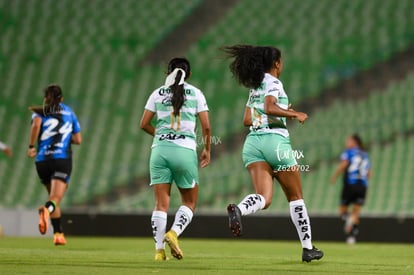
[28,84,82,245]
[222,45,323,262]
[330,134,371,244]
[140,57,211,261]
[0,141,12,157]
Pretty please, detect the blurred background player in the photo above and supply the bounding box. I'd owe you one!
[222,45,323,262]
[330,134,371,244]
[0,141,12,157]
[140,57,211,261]
[28,84,82,245]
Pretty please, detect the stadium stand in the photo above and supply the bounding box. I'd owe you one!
[0,0,202,207]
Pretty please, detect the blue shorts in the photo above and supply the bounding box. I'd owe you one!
[149,143,199,189]
[242,133,297,170]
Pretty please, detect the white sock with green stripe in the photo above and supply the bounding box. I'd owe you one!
[151,211,167,250]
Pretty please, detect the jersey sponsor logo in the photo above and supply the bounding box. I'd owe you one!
[267,87,279,93]
[43,148,64,155]
[159,132,186,141]
[158,88,192,96]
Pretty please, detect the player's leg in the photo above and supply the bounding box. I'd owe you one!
[152,184,171,260]
[48,178,68,245]
[227,135,271,236]
[242,161,273,212]
[149,146,172,260]
[275,169,323,262]
[171,185,198,236]
[227,162,272,237]
[342,183,364,244]
[164,146,198,259]
[164,186,198,260]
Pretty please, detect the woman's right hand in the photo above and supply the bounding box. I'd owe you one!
[294,112,308,124]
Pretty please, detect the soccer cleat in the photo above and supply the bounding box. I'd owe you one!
[302,246,324,262]
[53,233,67,246]
[164,230,183,260]
[227,204,243,237]
[38,206,50,235]
[154,249,169,261]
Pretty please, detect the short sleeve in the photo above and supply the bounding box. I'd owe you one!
[196,90,209,113]
[264,82,280,99]
[31,113,41,120]
[144,91,157,112]
[72,112,81,133]
[340,150,349,161]
[246,90,254,107]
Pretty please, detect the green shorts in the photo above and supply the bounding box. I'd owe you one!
[149,142,199,189]
[242,132,297,170]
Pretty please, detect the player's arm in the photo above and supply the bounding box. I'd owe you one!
[264,96,308,124]
[367,168,372,179]
[72,133,82,145]
[139,110,155,136]
[243,107,252,127]
[28,117,42,158]
[198,111,211,168]
[330,160,349,184]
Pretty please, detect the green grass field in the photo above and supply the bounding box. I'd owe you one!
[0,237,412,274]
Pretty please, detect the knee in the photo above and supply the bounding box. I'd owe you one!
[154,200,169,212]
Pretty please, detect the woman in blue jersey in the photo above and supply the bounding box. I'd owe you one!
[28,84,82,245]
[330,134,371,244]
[140,57,211,261]
[223,45,323,262]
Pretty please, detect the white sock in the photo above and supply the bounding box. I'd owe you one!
[170,205,193,237]
[289,199,313,249]
[151,210,167,250]
[237,194,265,216]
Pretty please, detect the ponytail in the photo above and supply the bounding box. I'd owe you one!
[165,58,191,116]
[166,69,186,116]
[351,133,365,151]
[29,84,63,116]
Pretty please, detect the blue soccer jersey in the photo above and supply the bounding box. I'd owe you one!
[341,148,370,186]
[32,103,81,161]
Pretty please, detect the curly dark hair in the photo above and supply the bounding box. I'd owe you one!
[222,45,281,89]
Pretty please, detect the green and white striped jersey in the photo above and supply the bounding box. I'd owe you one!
[144,82,209,150]
[246,73,290,137]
